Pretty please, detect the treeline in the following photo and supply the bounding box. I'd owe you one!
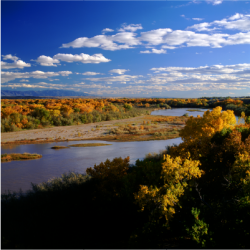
[2,98,170,132]
[2,97,250,132]
[2,107,250,248]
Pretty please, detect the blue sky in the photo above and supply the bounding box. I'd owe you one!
[1,0,250,97]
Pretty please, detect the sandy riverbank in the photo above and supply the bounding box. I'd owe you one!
[1,115,186,145]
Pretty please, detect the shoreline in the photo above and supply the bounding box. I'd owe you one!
[1,114,186,145]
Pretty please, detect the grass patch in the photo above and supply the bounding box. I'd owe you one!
[51,146,68,149]
[69,143,112,147]
[1,153,42,162]
[186,109,204,112]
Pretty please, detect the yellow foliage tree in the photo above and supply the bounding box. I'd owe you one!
[134,153,203,223]
[180,106,236,143]
[171,106,237,159]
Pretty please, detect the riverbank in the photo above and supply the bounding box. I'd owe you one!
[1,114,187,145]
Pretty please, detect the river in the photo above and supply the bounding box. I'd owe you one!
[1,107,243,194]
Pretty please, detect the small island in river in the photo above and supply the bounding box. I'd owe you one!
[1,153,42,163]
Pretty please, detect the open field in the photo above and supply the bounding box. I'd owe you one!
[1,115,187,145]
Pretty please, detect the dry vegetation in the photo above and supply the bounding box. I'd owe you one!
[1,153,42,162]
[51,146,68,149]
[104,115,186,141]
[69,143,112,147]
[1,115,187,145]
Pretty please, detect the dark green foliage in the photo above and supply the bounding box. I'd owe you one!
[32,108,50,120]
[184,208,212,248]
[210,127,233,145]
[246,116,250,124]
[124,103,132,110]
[160,103,171,109]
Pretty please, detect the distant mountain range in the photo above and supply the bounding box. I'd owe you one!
[1,89,94,97]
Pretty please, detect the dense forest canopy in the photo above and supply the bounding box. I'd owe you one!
[2,97,250,132]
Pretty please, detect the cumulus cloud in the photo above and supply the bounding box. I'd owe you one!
[228,13,245,21]
[140,49,167,54]
[1,60,31,70]
[150,63,250,75]
[206,0,223,5]
[2,54,19,61]
[6,63,249,95]
[146,63,250,92]
[82,72,103,75]
[161,45,177,49]
[2,82,72,90]
[33,55,60,66]
[102,28,114,34]
[61,33,139,51]
[84,74,141,83]
[60,16,250,53]
[53,53,111,64]
[118,24,143,32]
[109,69,129,74]
[1,54,31,69]
[188,13,250,32]
[1,70,72,83]
[139,28,172,45]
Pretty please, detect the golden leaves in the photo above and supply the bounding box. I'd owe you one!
[134,154,203,222]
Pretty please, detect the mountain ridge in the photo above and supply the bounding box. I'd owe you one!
[1,89,94,97]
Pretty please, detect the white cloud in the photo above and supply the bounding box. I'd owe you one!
[53,53,111,64]
[188,13,250,32]
[192,18,204,21]
[60,16,250,53]
[5,62,249,95]
[145,63,250,92]
[109,69,129,74]
[118,23,143,32]
[20,79,29,82]
[139,28,172,45]
[82,72,102,75]
[102,28,114,34]
[161,45,177,49]
[1,60,31,70]
[61,33,138,51]
[33,55,60,66]
[173,1,194,8]
[229,13,245,21]
[1,70,72,83]
[206,0,223,5]
[84,74,141,83]
[2,82,70,90]
[150,63,250,75]
[2,54,19,61]
[1,54,31,69]
[140,49,166,54]
[187,22,218,32]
